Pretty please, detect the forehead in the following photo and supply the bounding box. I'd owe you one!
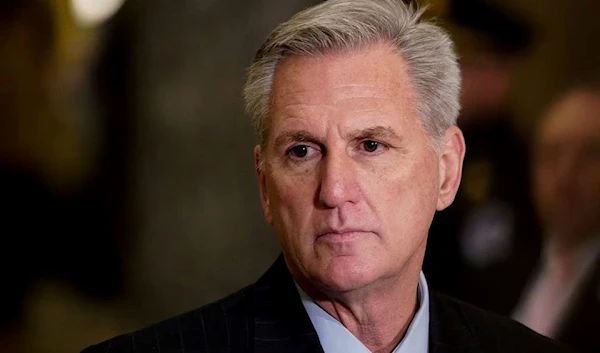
[541,90,600,144]
[269,42,415,115]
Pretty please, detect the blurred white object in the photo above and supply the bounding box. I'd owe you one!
[459,200,515,268]
[71,0,126,27]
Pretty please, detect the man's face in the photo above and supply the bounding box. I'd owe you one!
[254,43,464,292]
[534,90,600,240]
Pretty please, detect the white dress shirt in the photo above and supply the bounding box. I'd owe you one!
[513,234,600,337]
[296,273,430,353]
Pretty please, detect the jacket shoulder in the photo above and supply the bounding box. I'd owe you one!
[81,285,254,353]
[432,292,575,353]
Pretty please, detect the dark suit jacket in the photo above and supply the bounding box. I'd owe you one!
[82,255,573,353]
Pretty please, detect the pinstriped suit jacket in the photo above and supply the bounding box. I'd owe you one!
[81,255,574,353]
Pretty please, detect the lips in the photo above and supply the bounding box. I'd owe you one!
[316,229,369,242]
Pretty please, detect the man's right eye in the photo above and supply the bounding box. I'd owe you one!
[286,144,323,161]
[288,145,309,158]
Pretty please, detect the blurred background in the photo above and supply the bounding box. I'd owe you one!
[0,0,598,352]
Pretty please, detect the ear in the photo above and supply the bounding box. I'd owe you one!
[436,126,466,211]
[254,145,273,225]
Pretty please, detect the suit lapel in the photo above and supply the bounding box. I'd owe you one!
[428,293,481,353]
[252,255,325,353]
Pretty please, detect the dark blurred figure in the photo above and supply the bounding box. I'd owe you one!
[513,83,600,353]
[424,0,542,315]
[0,0,134,351]
[0,0,59,338]
[0,169,56,353]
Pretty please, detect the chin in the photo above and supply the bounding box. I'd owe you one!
[313,255,381,293]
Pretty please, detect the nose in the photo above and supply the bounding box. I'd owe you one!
[316,150,360,209]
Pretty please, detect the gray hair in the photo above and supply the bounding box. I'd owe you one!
[243,0,461,148]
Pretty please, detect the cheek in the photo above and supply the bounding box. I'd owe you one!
[267,171,316,231]
[370,157,439,232]
[409,153,440,201]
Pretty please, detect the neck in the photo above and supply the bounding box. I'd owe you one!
[297,263,422,353]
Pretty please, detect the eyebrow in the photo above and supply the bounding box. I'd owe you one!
[274,130,322,150]
[346,125,401,142]
[273,126,402,150]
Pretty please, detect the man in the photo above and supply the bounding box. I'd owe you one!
[512,84,600,353]
[423,0,541,316]
[82,1,571,352]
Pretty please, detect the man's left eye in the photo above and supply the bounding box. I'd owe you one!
[361,140,381,153]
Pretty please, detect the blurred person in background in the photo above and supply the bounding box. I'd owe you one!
[0,0,135,352]
[512,82,600,353]
[423,0,542,316]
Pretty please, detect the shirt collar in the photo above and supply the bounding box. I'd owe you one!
[296,272,430,353]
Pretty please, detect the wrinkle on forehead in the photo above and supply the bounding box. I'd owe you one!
[273,84,404,110]
[270,43,416,110]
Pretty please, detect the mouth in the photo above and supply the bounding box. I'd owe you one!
[316,230,369,243]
